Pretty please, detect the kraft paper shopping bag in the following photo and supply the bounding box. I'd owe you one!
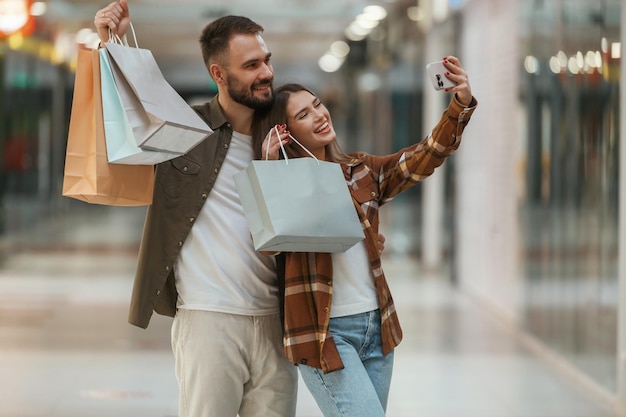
[234,158,364,253]
[62,47,155,206]
[100,48,179,165]
[104,41,212,154]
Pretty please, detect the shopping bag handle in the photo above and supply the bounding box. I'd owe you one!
[108,21,139,47]
[265,125,319,165]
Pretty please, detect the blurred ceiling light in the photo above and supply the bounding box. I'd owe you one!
[556,51,567,68]
[74,29,101,48]
[363,5,387,21]
[330,40,350,58]
[75,28,100,49]
[357,72,382,92]
[86,32,101,48]
[344,27,366,41]
[576,51,584,68]
[523,55,539,74]
[54,31,74,63]
[30,1,47,16]
[75,28,94,45]
[7,32,24,49]
[355,14,379,29]
[433,0,449,22]
[567,57,579,74]
[611,42,621,59]
[318,53,344,73]
[344,4,387,43]
[595,51,602,67]
[585,51,600,68]
[348,21,372,37]
[548,56,561,74]
[407,6,423,22]
[0,0,30,34]
[601,37,608,53]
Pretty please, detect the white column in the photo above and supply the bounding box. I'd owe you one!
[421,24,448,271]
[455,0,521,322]
[616,2,626,414]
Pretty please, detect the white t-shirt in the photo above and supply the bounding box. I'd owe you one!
[330,240,378,318]
[174,131,278,316]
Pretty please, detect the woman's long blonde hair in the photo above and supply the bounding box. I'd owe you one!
[252,83,352,163]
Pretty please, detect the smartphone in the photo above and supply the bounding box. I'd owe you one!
[426,61,455,91]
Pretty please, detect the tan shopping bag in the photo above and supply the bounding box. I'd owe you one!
[62,47,155,206]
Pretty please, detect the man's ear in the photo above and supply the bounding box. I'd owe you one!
[210,64,225,84]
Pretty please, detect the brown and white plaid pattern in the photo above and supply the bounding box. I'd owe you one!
[279,96,477,373]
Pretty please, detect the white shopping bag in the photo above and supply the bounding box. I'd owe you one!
[104,35,211,154]
[100,49,179,165]
[234,130,363,253]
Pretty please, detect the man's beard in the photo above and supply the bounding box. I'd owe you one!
[227,77,274,110]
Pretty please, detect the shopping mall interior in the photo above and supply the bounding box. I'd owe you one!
[0,0,624,416]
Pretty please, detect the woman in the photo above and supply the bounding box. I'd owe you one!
[252,56,476,416]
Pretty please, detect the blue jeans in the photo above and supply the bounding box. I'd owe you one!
[298,309,394,417]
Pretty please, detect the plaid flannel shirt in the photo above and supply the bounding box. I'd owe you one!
[278,95,477,373]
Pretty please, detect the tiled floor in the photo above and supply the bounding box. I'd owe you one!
[0,206,616,417]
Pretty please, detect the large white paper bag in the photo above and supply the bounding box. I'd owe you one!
[100,49,179,165]
[234,158,364,253]
[104,41,212,154]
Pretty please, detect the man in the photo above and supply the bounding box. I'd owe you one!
[94,2,298,416]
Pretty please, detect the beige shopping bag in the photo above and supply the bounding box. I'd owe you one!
[62,47,155,206]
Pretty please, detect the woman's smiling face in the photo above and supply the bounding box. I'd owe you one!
[285,90,336,160]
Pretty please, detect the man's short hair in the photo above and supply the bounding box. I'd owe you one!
[199,15,264,69]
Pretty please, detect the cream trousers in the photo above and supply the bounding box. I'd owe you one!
[171,309,298,417]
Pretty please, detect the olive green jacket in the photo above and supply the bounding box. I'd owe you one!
[129,97,233,328]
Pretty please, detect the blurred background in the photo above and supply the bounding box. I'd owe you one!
[0,0,624,416]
